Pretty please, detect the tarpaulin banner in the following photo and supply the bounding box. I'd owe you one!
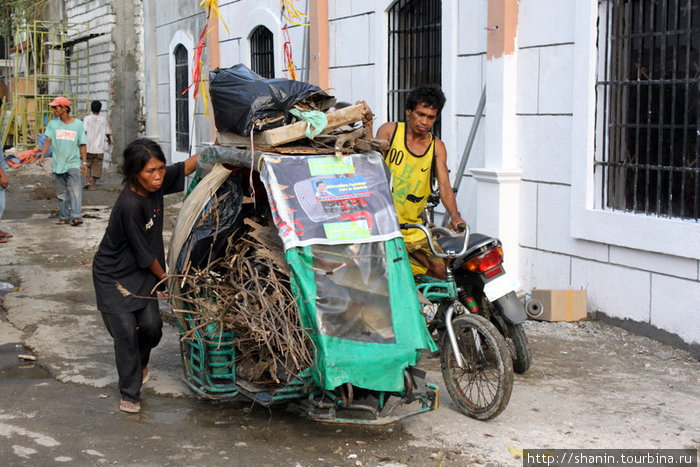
[260,151,402,250]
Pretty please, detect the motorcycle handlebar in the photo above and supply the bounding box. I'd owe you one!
[399,223,471,259]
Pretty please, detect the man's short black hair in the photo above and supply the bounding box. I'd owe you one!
[90,100,102,113]
[406,85,446,113]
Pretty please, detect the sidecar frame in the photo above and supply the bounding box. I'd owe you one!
[167,149,439,424]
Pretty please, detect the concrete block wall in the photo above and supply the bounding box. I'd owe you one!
[65,0,115,163]
[328,4,375,105]
[153,1,207,160]
[516,0,699,347]
[142,0,699,347]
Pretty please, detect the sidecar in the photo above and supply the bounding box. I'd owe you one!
[166,147,438,424]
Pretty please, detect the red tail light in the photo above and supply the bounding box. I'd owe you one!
[463,246,504,273]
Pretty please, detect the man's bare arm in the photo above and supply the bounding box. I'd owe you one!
[38,136,52,167]
[434,139,466,230]
[375,122,397,142]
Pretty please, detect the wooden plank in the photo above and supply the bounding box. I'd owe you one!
[217,103,365,148]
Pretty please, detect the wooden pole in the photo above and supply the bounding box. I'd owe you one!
[308,0,329,89]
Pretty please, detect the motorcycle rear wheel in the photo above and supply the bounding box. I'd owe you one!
[505,322,532,374]
[440,313,513,420]
[474,292,532,374]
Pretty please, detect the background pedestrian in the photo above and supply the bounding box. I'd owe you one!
[83,100,112,191]
[38,96,88,226]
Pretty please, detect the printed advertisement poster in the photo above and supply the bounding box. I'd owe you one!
[260,152,402,249]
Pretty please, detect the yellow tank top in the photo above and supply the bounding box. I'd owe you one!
[385,122,434,243]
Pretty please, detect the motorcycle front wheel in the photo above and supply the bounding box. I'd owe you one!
[440,313,513,420]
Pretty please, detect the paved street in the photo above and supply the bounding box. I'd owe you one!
[0,164,698,466]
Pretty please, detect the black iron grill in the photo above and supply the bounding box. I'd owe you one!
[387,0,442,136]
[250,26,275,79]
[174,44,190,153]
[596,0,699,220]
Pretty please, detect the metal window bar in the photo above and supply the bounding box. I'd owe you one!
[387,0,442,136]
[174,44,189,153]
[250,26,275,79]
[596,0,699,220]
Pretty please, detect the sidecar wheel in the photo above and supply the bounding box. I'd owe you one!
[440,314,513,420]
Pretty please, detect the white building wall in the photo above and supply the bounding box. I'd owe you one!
[64,0,115,164]
[516,0,699,348]
[144,0,699,349]
[152,1,206,161]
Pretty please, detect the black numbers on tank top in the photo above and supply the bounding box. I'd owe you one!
[387,148,404,166]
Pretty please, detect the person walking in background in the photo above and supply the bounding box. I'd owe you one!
[83,100,112,191]
[38,96,87,226]
[0,153,11,243]
[92,138,199,414]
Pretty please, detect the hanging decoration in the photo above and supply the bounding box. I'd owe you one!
[184,0,231,117]
[280,0,309,26]
[184,23,210,117]
[199,0,231,35]
[280,0,309,81]
[282,25,298,81]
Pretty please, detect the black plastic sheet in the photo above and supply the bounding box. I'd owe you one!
[209,64,335,136]
[176,174,248,272]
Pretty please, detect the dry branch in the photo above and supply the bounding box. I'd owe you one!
[169,222,313,386]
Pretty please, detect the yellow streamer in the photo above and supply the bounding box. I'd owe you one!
[281,0,309,26]
[200,0,231,34]
[286,62,298,81]
[199,60,210,118]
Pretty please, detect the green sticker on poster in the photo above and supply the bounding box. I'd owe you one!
[323,221,371,241]
[308,156,356,176]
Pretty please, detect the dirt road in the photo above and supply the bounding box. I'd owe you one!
[0,162,698,466]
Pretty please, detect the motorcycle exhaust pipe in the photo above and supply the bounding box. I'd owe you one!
[525,297,544,319]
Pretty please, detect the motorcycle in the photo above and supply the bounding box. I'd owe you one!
[404,222,513,420]
[422,189,533,374]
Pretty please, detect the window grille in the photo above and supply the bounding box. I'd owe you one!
[596,0,699,220]
[250,26,275,79]
[174,44,189,153]
[387,0,442,136]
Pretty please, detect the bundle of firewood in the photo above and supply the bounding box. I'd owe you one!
[171,219,313,385]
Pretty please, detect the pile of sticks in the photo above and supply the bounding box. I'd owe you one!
[172,221,313,385]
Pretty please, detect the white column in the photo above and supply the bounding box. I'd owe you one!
[472,0,521,272]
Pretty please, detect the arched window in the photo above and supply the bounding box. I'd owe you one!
[250,26,275,78]
[174,44,189,152]
[387,0,442,135]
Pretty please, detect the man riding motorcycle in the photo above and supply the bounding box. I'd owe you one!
[369,85,465,279]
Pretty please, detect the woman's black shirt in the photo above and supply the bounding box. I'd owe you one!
[92,163,185,313]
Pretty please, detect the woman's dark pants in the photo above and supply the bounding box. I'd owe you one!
[101,300,162,403]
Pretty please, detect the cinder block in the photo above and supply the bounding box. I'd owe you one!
[530,289,587,322]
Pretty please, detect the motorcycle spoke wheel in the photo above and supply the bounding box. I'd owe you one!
[441,314,513,420]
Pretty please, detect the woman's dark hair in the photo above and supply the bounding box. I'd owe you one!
[406,85,446,113]
[122,138,166,187]
[90,100,102,113]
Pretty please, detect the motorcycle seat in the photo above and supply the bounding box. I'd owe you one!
[437,233,494,254]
